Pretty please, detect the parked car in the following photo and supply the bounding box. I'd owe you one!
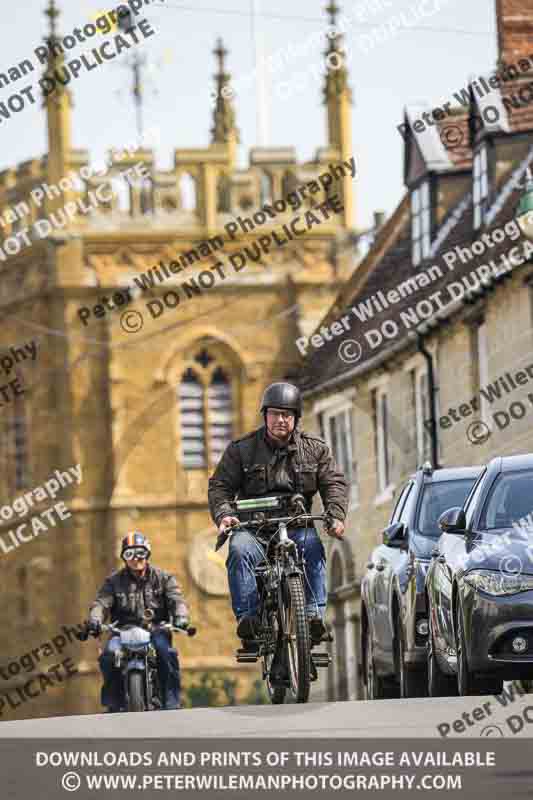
[426,454,533,697]
[361,463,480,700]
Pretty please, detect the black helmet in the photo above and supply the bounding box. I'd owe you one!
[120,531,151,559]
[260,382,302,420]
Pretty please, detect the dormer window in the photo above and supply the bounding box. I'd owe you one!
[473,143,489,229]
[411,180,431,266]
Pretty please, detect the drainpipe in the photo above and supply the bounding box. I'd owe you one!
[417,333,440,469]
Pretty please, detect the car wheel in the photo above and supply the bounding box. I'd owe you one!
[455,603,502,696]
[428,615,457,697]
[398,626,427,698]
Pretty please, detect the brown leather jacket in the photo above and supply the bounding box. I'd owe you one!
[89,564,188,626]
[208,425,349,527]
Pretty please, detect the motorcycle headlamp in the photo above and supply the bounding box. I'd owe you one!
[464,570,533,596]
[123,547,149,561]
[120,627,151,647]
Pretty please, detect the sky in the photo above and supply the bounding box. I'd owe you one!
[1,0,497,230]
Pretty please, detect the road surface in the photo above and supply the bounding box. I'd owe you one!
[1,692,532,738]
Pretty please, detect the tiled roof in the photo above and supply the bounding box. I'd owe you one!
[295,1,533,397]
[298,147,533,396]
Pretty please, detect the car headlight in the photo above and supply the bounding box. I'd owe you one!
[464,570,533,596]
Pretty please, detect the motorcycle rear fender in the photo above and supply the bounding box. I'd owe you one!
[285,569,302,579]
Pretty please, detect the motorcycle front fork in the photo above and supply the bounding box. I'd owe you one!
[119,656,159,710]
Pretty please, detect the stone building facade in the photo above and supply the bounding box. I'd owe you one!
[0,2,359,718]
[299,0,533,702]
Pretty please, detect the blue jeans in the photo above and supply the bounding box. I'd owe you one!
[99,630,181,711]
[226,526,327,621]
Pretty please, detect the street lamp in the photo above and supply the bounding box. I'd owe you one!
[516,167,533,241]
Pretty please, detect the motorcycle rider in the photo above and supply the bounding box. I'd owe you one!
[87,532,190,712]
[208,382,348,646]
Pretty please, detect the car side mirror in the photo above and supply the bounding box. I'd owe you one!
[382,522,406,548]
[439,507,466,534]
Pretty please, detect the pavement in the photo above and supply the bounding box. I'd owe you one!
[1,692,533,738]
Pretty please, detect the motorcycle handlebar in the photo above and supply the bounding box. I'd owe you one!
[215,513,332,551]
[158,622,197,637]
[237,513,329,528]
[76,621,198,640]
[223,513,330,533]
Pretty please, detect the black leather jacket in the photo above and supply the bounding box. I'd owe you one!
[208,425,349,527]
[88,564,188,626]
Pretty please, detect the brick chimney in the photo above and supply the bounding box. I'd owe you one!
[496,0,533,69]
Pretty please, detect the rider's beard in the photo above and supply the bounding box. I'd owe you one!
[266,422,292,445]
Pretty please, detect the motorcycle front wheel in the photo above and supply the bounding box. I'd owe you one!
[127,670,146,712]
[283,574,311,703]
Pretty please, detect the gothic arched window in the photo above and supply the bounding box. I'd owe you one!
[216,174,231,213]
[178,350,234,470]
[139,176,153,215]
[179,173,197,212]
[208,367,233,464]
[282,170,296,199]
[260,171,273,206]
[178,368,206,469]
[12,386,29,491]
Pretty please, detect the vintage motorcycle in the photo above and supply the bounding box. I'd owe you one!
[77,613,196,712]
[216,493,333,704]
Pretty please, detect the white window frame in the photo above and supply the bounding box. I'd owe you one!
[321,402,359,511]
[414,368,432,466]
[369,377,394,504]
[473,143,489,229]
[411,179,431,266]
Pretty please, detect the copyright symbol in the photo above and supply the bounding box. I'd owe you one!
[466,421,491,445]
[61,772,81,792]
[440,125,464,150]
[499,554,522,577]
[120,310,144,333]
[338,339,362,364]
[480,725,504,737]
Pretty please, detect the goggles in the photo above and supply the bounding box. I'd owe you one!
[122,547,149,561]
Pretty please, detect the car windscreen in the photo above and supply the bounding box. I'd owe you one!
[416,479,476,537]
[478,470,533,531]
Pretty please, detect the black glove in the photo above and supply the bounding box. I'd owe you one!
[87,619,102,637]
[172,615,189,630]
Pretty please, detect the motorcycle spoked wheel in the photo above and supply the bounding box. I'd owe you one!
[127,670,147,712]
[283,574,311,703]
[263,611,287,705]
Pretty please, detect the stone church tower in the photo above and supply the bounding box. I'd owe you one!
[0,0,357,717]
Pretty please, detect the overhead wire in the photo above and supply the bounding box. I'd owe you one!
[152,1,494,38]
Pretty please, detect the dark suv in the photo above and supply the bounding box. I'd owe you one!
[361,463,481,699]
